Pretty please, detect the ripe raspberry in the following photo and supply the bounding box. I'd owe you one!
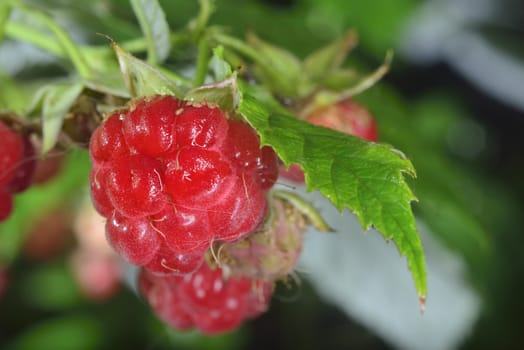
[0,188,13,221]
[280,99,378,183]
[0,121,23,187]
[138,263,272,335]
[88,95,277,276]
[6,135,36,193]
[175,102,228,149]
[151,205,211,254]
[89,109,129,164]
[124,96,180,156]
[0,121,36,222]
[144,243,204,275]
[105,211,161,266]
[105,155,168,217]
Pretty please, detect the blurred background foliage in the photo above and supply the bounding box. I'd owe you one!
[0,0,523,349]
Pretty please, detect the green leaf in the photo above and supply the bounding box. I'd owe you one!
[5,314,102,350]
[0,0,11,43]
[238,88,427,301]
[14,2,92,78]
[210,46,233,82]
[246,32,308,98]
[303,30,357,81]
[130,0,171,64]
[111,41,185,98]
[184,74,239,111]
[40,82,84,154]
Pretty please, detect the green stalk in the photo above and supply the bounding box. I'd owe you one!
[13,2,92,78]
[212,32,265,66]
[193,38,210,87]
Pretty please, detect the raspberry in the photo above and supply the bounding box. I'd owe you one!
[0,188,13,221]
[217,197,306,281]
[89,166,114,217]
[105,211,160,266]
[138,263,272,335]
[89,109,129,164]
[208,174,267,242]
[163,148,234,207]
[0,121,36,222]
[6,135,36,193]
[307,99,378,142]
[105,155,168,217]
[144,243,204,275]
[175,103,228,149]
[124,96,179,156]
[88,95,276,276]
[280,99,378,183]
[151,205,211,254]
[0,121,23,187]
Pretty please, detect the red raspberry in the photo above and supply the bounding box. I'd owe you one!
[256,146,279,190]
[280,99,378,183]
[151,205,211,254]
[139,263,272,335]
[163,148,234,207]
[175,102,229,149]
[208,174,268,242]
[89,109,129,164]
[88,95,276,275]
[145,243,204,275]
[106,155,168,217]
[0,188,13,221]
[0,121,23,187]
[105,211,161,266]
[0,122,36,222]
[307,99,378,141]
[124,96,180,157]
[6,135,36,193]
[89,166,114,218]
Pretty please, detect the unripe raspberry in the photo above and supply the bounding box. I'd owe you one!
[217,197,305,281]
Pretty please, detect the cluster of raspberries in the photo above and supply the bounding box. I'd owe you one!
[0,121,35,222]
[89,95,281,334]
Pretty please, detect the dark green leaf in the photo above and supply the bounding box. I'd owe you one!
[238,88,426,300]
